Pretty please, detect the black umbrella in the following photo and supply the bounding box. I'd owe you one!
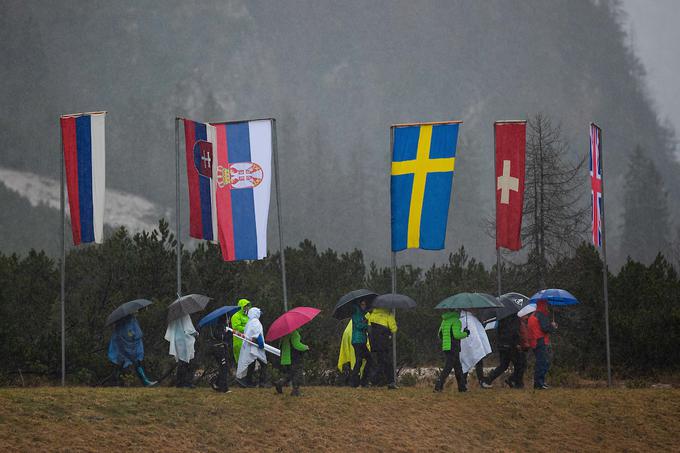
[495,292,530,321]
[105,299,153,326]
[167,294,212,323]
[371,293,416,310]
[332,289,377,319]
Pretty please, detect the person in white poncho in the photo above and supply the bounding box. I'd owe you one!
[459,310,492,387]
[165,314,198,388]
[236,307,269,387]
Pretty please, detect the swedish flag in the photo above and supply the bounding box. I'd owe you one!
[391,122,460,251]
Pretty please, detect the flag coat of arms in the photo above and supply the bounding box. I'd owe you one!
[184,118,272,261]
[60,112,106,245]
[590,123,603,247]
[495,121,526,251]
[391,122,460,251]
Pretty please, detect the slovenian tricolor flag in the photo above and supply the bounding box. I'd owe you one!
[60,112,106,245]
[184,118,272,261]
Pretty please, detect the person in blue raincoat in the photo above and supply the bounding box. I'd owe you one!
[108,315,157,386]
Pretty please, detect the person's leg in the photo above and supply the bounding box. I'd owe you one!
[533,343,548,388]
[350,344,363,388]
[435,350,454,391]
[246,361,256,386]
[290,356,303,396]
[384,348,396,388]
[510,350,527,388]
[359,345,373,387]
[453,354,467,392]
[485,349,511,384]
[135,361,157,387]
[257,359,269,387]
[368,350,382,386]
[476,359,485,384]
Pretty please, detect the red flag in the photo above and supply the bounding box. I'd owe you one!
[495,121,526,251]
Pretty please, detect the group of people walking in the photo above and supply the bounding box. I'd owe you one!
[107,295,559,394]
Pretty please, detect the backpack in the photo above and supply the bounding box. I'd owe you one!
[518,316,531,350]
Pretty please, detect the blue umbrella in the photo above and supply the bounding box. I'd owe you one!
[529,289,580,306]
[198,306,239,328]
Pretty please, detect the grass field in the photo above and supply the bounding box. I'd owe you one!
[1,386,679,452]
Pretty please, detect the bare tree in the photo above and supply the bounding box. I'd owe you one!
[522,114,588,288]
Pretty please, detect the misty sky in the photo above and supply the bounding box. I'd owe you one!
[623,0,680,151]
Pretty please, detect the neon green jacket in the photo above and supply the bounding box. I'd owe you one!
[231,298,251,362]
[280,330,309,366]
[366,308,397,333]
[439,311,468,351]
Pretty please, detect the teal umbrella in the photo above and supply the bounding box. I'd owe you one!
[434,292,503,310]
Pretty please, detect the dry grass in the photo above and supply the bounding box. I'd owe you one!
[1,386,679,452]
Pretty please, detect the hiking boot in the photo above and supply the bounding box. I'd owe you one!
[433,382,443,392]
[387,383,398,390]
[480,381,493,389]
[291,387,301,397]
[504,378,515,388]
[458,387,468,393]
[275,380,283,394]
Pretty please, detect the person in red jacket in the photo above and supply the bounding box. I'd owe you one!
[527,299,557,389]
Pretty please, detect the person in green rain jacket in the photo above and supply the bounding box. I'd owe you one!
[275,329,309,396]
[434,311,470,393]
[350,300,373,387]
[230,299,251,364]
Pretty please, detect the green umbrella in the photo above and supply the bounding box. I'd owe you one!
[434,292,503,310]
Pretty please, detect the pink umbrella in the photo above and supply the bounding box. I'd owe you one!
[265,307,321,342]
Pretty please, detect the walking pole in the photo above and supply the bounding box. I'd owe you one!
[271,119,289,311]
[389,126,398,385]
[60,128,66,386]
[175,117,182,298]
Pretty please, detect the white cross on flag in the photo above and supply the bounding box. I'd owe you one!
[495,121,526,251]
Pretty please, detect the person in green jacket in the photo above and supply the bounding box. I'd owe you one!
[230,298,251,364]
[434,310,470,393]
[350,300,373,388]
[275,329,309,396]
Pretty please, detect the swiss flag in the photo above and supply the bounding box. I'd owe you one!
[495,121,526,251]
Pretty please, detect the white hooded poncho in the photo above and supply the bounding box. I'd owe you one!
[459,310,492,373]
[165,314,197,363]
[236,307,267,378]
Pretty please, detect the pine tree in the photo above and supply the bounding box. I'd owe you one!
[522,114,588,288]
[619,147,670,264]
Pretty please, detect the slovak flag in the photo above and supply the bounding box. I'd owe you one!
[60,112,106,245]
[184,118,272,261]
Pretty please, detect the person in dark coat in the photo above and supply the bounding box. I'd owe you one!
[482,315,526,388]
[366,308,398,389]
[528,300,557,389]
[350,300,372,388]
[207,314,233,393]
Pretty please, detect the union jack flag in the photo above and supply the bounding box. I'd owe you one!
[590,123,603,247]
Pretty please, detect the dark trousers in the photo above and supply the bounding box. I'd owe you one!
[246,359,268,386]
[351,343,372,387]
[485,347,527,386]
[176,360,193,387]
[279,354,303,390]
[437,349,466,391]
[370,349,394,386]
[533,341,550,387]
[211,345,230,391]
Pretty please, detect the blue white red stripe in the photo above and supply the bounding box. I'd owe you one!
[590,123,603,247]
[60,112,106,245]
[184,118,272,261]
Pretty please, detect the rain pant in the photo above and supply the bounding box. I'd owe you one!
[165,314,197,363]
[236,307,267,378]
[108,316,144,368]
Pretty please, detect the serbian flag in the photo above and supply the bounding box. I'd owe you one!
[590,123,603,247]
[60,112,106,245]
[184,118,272,261]
[495,121,526,251]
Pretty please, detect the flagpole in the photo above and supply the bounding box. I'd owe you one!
[598,125,612,387]
[175,118,182,298]
[494,122,502,297]
[389,126,398,385]
[272,119,289,312]
[60,128,66,387]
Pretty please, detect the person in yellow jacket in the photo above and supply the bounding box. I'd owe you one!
[337,320,369,385]
[230,298,251,364]
[366,308,398,389]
